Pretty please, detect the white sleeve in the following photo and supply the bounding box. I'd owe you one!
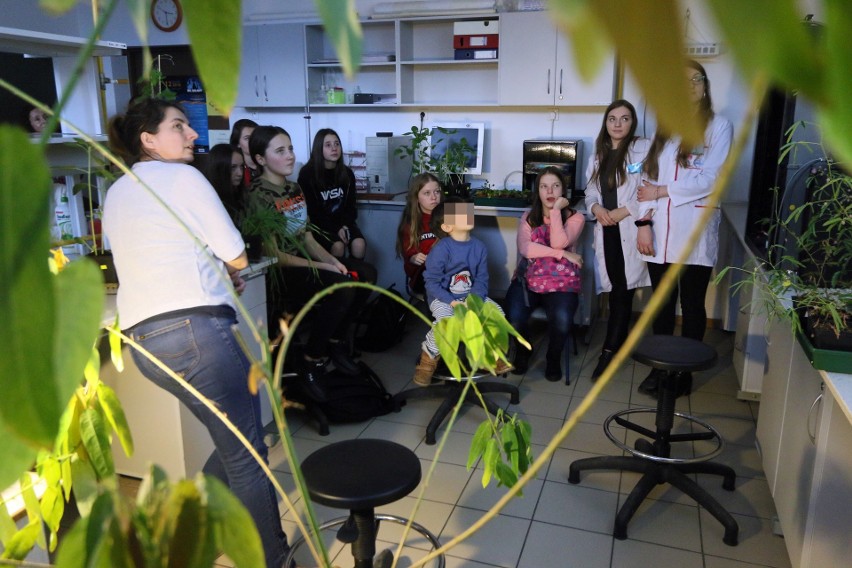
[667,117,733,207]
[584,153,601,212]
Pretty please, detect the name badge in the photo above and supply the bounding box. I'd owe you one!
[627,161,643,174]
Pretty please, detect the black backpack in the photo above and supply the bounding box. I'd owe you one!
[354,285,410,352]
[315,361,396,423]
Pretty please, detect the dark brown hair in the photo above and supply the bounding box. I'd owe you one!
[307,128,349,188]
[248,125,290,175]
[589,99,639,190]
[108,98,186,166]
[527,166,572,229]
[644,60,715,181]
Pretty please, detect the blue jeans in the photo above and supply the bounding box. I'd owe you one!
[505,279,578,359]
[129,306,289,568]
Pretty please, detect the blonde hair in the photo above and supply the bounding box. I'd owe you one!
[396,173,441,257]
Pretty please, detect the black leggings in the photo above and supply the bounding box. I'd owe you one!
[267,257,377,359]
[601,225,636,352]
[647,262,713,341]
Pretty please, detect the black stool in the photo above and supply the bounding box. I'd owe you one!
[395,361,519,445]
[285,439,444,568]
[568,335,739,545]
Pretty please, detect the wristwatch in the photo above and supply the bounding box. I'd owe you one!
[634,219,653,227]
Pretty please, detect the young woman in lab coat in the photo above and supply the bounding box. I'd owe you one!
[635,60,733,397]
[585,99,651,380]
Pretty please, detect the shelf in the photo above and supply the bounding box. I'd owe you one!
[0,26,125,57]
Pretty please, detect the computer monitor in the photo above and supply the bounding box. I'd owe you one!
[429,121,485,176]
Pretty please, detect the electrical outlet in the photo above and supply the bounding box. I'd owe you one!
[685,42,722,58]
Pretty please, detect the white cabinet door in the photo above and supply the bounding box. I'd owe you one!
[755,314,796,494]
[499,11,614,107]
[773,345,822,567]
[257,24,306,107]
[498,11,558,106]
[237,24,306,107]
[803,389,852,566]
[553,32,615,106]
[236,26,262,107]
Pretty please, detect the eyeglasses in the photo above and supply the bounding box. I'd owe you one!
[688,75,706,85]
[607,116,632,124]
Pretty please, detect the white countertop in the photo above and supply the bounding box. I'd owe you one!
[822,370,852,425]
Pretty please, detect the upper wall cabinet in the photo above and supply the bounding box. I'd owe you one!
[498,11,615,107]
[237,24,306,108]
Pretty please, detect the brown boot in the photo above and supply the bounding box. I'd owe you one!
[494,358,514,375]
[413,350,439,386]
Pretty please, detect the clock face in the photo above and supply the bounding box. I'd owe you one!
[151,0,183,33]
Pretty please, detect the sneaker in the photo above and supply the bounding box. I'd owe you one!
[591,349,614,381]
[637,368,666,397]
[494,359,514,376]
[544,355,562,382]
[413,350,440,386]
[511,347,531,375]
[301,357,329,403]
[328,339,360,376]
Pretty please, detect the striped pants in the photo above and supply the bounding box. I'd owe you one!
[423,297,505,357]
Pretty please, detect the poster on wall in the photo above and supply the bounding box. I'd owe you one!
[165,75,209,153]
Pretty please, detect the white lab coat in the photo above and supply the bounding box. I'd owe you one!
[585,137,652,294]
[638,115,733,267]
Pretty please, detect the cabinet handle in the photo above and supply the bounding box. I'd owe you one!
[559,68,564,97]
[263,75,268,100]
[807,386,824,445]
[547,69,551,94]
[254,75,259,98]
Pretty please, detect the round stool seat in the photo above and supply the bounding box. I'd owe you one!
[301,439,421,510]
[632,335,717,373]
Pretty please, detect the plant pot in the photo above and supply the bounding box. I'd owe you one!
[794,304,852,372]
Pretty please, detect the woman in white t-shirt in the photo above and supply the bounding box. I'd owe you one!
[103,99,290,568]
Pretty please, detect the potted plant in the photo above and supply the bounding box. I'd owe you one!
[720,123,852,371]
[471,181,530,208]
[395,125,475,198]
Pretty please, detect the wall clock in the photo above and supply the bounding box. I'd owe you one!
[151,0,183,33]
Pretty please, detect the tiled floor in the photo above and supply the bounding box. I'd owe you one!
[217,317,793,568]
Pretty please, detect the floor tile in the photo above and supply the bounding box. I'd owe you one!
[611,538,704,568]
[416,460,475,505]
[533,480,620,534]
[518,521,613,568]
[615,494,703,552]
[457,468,544,520]
[700,510,792,567]
[440,506,531,567]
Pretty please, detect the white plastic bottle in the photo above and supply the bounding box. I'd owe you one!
[54,185,73,243]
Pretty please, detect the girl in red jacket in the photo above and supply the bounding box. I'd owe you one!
[396,173,442,295]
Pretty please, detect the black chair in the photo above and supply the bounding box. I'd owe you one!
[568,335,739,546]
[285,439,444,568]
[394,357,519,445]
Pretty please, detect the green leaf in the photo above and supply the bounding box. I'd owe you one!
[708,0,825,103]
[568,0,704,146]
[108,321,124,373]
[481,439,499,488]
[314,0,363,79]
[167,481,214,568]
[38,0,77,14]
[40,485,64,540]
[0,423,39,492]
[205,475,266,568]
[467,421,491,470]
[81,492,115,566]
[96,383,134,457]
[79,408,114,479]
[184,0,242,114]
[0,125,57,447]
[53,515,88,568]
[0,518,41,560]
[463,309,485,369]
[495,462,518,489]
[502,423,520,470]
[818,0,852,166]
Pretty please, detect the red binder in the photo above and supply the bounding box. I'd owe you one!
[453,34,499,49]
